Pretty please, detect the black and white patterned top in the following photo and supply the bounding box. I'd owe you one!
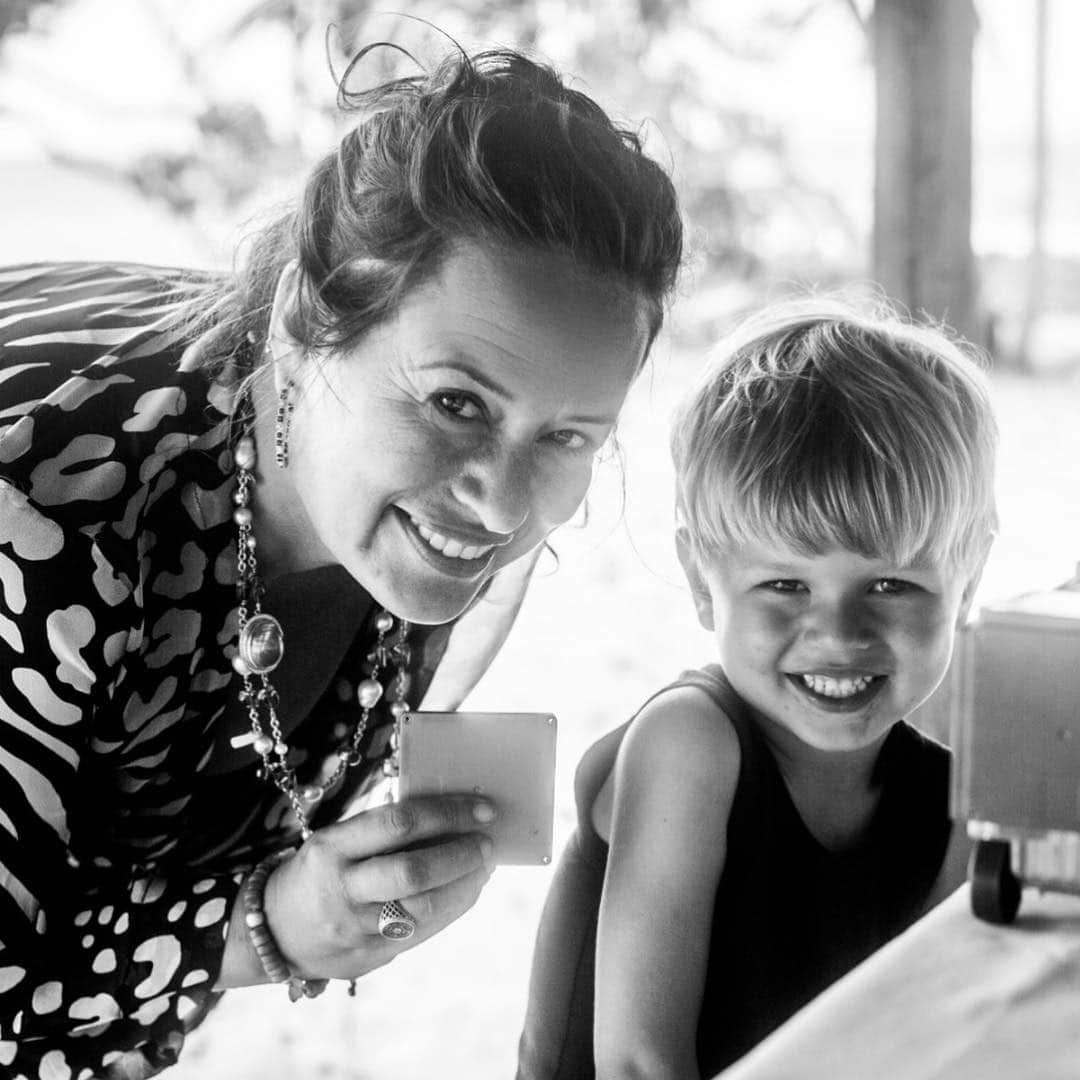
[0,262,465,1079]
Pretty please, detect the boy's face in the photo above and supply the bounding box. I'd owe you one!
[678,532,980,754]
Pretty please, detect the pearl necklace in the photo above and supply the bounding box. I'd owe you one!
[229,434,411,840]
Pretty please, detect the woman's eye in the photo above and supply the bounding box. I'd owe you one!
[545,429,590,452]
[433,391,483,421]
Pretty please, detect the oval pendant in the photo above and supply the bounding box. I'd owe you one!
[238,612,285,674]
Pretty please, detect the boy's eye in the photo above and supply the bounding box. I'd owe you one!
[434,391,483,420]
[762,579,806,594]
[870,578,917,595]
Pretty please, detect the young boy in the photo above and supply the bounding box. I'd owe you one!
[517,300,998,1080]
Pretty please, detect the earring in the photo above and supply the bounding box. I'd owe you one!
[275,379,295,470]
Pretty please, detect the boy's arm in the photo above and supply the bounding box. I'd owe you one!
[594,685,741,1080]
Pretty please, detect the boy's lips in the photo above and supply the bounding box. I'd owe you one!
[786,672,887,712]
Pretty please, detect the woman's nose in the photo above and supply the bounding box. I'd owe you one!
[451,444,532,536]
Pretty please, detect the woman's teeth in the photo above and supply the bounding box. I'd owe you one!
[413,520,495,561]
[800,673,875,699]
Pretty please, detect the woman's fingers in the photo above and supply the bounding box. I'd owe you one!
[319,795,497,862]
[355,861,493,940]
[343,832,494,905]
[259,796,498,982]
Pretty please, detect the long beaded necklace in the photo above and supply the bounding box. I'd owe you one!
[229,432,412,840]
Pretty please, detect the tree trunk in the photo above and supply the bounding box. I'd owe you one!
[872,0,979,345]
[1016,0,1049,370]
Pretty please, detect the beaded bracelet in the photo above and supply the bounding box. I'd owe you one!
[242,855,329,1002]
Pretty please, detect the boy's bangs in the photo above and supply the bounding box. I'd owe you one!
[690,436,971,570]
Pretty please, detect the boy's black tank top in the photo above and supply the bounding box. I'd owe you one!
[517,664,952,1078]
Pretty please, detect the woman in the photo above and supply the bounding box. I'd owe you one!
[0,47,682,1078]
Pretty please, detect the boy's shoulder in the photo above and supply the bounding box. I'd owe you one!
[581,668,745,843]
[576,667,745,809]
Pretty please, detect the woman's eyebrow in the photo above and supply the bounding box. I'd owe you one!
[416,358,512,399]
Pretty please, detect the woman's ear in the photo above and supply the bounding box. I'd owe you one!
[676,526,715,632]
[266,260,304,392]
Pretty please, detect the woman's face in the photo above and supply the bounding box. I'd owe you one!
[275,241,651,625]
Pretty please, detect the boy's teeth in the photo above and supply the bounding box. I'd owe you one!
[413,520,494,561]
[800,673,874,699]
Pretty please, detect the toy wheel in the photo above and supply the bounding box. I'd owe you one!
[969,839,1021,924]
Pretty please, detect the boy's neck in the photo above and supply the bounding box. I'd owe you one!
[756,712,894,853]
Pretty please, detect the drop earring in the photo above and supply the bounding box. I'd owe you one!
[275,379,295,470]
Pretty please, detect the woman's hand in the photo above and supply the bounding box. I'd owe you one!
[218,795,495,988]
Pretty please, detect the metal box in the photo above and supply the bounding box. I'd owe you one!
[948,576,1080,922]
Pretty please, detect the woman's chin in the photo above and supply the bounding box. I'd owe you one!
[363,577,487,627]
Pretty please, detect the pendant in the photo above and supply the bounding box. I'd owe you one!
[238,612,285,674]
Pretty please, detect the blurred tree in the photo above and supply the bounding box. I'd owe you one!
[0,0,66,39]
[1,0,856,287]
[1015,0,1048,371]
[871,0,980,344]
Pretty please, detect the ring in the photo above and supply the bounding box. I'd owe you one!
[377,900,417,941]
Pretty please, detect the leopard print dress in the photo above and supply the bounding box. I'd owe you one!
[0,263,462,1079]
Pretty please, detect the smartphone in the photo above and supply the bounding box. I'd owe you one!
[395,711,557,865]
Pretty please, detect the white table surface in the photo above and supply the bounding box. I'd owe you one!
[716,884,1080,1080]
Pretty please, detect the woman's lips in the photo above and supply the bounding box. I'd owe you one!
[396,509,500,579]
[411,519,498,561]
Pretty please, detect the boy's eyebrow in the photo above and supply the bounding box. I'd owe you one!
[737,558,806,574]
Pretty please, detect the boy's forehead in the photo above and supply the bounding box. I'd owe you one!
[716,534,943,573]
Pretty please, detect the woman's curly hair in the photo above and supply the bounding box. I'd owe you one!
[180,45,684,370]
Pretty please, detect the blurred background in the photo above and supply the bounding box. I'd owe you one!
[1,1,1077,1076]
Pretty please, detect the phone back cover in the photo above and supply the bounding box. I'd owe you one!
[397,711,557,865]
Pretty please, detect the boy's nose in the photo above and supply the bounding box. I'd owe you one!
[804,601,876,650]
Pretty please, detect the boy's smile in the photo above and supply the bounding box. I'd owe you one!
[681,535,979,753]
[787,672,886,712]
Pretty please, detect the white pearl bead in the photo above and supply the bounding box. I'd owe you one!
[374,611,394,634]
[234,438,256,470]
[233,507,253,528]
[253,734,274,756]
[232,655,251,677]
[301,785,324,803]
[357,678,383,709]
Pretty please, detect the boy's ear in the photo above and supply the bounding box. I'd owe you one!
[956,540,992,628]
[676,526,715,632]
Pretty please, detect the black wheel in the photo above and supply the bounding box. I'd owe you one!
[969,838,1022,924]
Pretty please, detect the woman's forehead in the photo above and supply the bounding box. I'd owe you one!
[392,241,650,389]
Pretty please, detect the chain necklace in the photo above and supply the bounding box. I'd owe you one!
[229,433,412,840]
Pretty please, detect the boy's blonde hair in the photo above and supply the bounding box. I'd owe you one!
[672,298,998,573]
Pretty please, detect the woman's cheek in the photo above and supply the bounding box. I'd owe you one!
[538,457,594,528]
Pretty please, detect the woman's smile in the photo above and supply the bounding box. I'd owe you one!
[395,508,501,580]
[409,516,502,562]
